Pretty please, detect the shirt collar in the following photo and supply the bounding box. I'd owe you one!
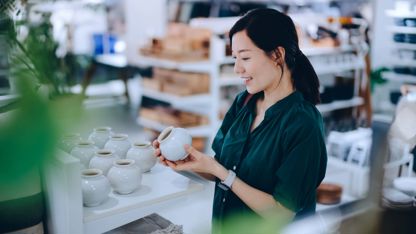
[246,90,304,119]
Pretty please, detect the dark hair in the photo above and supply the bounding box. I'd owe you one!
[229,8,321,105]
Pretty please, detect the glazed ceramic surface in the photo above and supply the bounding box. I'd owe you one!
[71,141,98,169]
[107,159,142,194]
[88,127,113,149]
[126,141,157,172]
[59,133,81,153]
[89,149,117,175]
[104,134,131,158]
[81,169,111,207]
[157,126,192,161]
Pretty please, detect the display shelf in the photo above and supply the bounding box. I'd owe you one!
[392,42,416,50]
[382,72,416,83]
[389,58,416,67]
[313,60,365,75]
[390,26,416,34]
[0,94,18,107]
[141,89,211,107]
[130,55,211,73]
[302,46,355,56]
[83,164,204,233]
[317,97,364,113]
[137,117,212,137]
[219,74,243,86]
[43,150,205,234]
[386,9,416,18]
[316,193,357,211]
[95,54,128,68]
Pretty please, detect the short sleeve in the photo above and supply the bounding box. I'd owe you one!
[212,91,247,160]
[272,119,327,212]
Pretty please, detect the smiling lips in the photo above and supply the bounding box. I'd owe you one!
[241,77,253,85]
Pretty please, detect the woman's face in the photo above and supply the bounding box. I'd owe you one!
[232,30,282,94]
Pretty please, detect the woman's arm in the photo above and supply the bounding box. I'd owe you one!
[167,145,294,219]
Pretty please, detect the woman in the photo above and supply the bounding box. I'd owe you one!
[153,8,327,233]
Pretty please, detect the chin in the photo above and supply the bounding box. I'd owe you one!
[246,86,261,94]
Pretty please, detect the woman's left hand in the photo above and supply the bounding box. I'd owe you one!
[165,145,217,174]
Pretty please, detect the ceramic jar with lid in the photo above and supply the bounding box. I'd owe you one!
[89,149,118,175]
[126,141,157,172]
[104,134,131,158]
[71,140,98,169]
[88,127,113,149]
[59,133,82,153]
[157,126,192,161]
[81,169,111,207]
[107,159,142,194]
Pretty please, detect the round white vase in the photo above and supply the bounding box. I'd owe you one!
[71,140,98,169]
[89,149,117,175]
[126,141,157,173]
[107,159,142,195]
[81,169,111,207]
[88,127,113,149]
[157,126,192,161]
[59,133,81,153]
[104,134,131,158]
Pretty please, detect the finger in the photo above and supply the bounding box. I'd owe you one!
[166,160,179,170]
[159,157,168,166]
[152,140,159,148]
[184,144,201,158]
[154,148,161,157]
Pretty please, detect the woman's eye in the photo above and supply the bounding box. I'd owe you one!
[242,58,250,61]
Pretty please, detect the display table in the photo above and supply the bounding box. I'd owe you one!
[43,150,208,234]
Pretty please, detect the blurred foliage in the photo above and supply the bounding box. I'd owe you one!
[370,67,389,92]
[0,1,84,185]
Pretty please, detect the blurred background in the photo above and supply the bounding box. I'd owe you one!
[1,0,416,234]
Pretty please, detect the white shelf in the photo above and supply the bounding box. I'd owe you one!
[382,71,416,83]
[95,54,128,68]
[0,94,18,106]
[317,97,364,113]
[137,117,212,137]
[316,193,358,211]
[390,26,416,34]
[302,46,355,56]
[314,61,365,75]
[392,42,416,50]
[219,74,243,86]
[386,9,416,19]
[129,55,211,73]
[83,164,204,233]
[141,89,211,106]
[389,58,416,67]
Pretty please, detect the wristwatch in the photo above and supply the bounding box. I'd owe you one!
[218,170,236,191]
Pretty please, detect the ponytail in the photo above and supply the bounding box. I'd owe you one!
[292,52,321,105]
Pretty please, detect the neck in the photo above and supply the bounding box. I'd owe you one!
[262,67,294,109]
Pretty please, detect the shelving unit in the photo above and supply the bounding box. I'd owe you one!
[134,35,368,146]
[43,150,205,234]
[382,72,416,84]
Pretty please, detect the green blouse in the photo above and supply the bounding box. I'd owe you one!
[211,90,327,228]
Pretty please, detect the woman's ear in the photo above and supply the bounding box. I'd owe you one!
[272,47,286,65]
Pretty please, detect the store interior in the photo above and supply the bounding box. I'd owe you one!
[1,0,416,234]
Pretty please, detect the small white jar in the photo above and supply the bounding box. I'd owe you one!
[81,169,111,207]
[157,126,192,161]
[104,134,131,158]
[126,141,157,173]
[71,140,98,169]
[59,133,81,153]
[88,127,113,149]
[89,149,117,175]
[107,159,142,195]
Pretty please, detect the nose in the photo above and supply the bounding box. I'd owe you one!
[234,60,244,75]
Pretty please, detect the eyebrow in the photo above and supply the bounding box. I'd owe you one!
[231,49,251,56]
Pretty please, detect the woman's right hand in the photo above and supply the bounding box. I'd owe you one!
[152,140,169,167]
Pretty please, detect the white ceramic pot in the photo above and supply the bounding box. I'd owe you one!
[88,127,113,149]
[104,134,131,158]
[89,149,117,175]
[81,169,111,207]
[59,133,81,153]
[157,126,192,161]
[126,141,157,172]
[107,159,142,195]
[71,141,98,169]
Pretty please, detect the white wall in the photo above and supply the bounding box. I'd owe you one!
[124,0,167,62]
